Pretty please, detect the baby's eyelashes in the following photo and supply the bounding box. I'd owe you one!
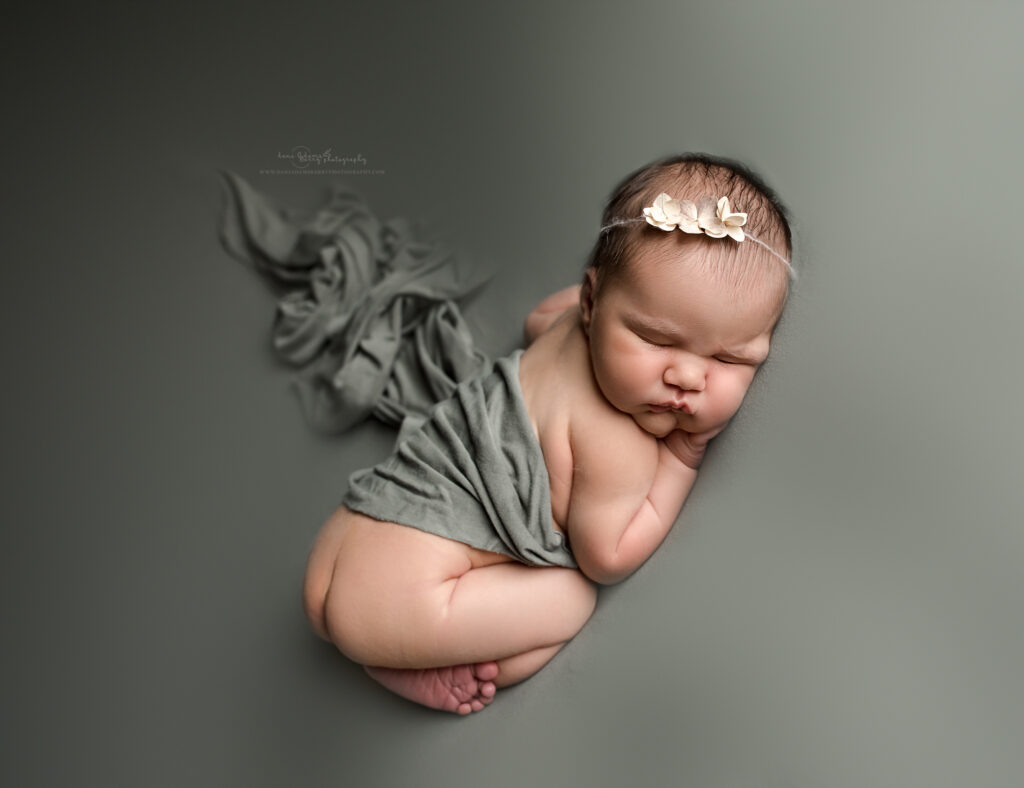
[635,329,758,366]
[636,331,671,348]
[715,353,766,366]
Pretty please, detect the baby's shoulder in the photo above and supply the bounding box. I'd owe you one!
[520,314,658,469]
[519,312,589,405]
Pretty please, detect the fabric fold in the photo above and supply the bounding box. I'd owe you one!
[343,352,577,568]
[218,171,491,433]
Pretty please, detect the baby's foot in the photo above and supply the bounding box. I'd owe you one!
[364,661,499,715]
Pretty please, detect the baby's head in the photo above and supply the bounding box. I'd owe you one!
[586,153,793,315]
[580,154,795,438]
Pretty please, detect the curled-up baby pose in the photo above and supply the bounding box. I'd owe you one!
[302,153,794,714]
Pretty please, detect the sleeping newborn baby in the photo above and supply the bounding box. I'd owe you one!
[302,153,795,714]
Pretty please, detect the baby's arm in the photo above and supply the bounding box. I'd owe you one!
[566,424,720,585]
[524,284,581,344]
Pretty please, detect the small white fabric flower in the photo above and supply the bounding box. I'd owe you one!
[695,196,748,241]
[716,196,747,241]
[643,193,702,233]
[677,199,701,234]
[696,197,727,237]
[643,193,684,231]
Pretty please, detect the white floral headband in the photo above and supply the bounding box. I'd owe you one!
[600,193,794,277]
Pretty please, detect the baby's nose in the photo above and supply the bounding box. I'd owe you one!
[664,357,707,391]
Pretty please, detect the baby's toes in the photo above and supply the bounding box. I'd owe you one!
[474,661,499,681]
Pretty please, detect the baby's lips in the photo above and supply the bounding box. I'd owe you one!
[650,400,694,415]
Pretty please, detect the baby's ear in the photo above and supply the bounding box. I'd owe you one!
[580,268,598,332]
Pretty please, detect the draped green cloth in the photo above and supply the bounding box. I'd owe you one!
[218,174,574,566]
[218,171,490,434]
[344,351,577,568]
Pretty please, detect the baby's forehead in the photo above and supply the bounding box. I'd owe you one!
[613,241,788,315]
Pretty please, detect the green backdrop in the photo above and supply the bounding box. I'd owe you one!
[3,2,1023,786]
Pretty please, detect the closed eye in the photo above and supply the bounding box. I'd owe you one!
[717,355,764,366]
[636,331,671,348]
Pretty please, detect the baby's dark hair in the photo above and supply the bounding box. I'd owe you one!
[586,153,794,309]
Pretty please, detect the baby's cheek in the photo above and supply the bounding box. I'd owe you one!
[722,375,755,417]
[700,376,736,423]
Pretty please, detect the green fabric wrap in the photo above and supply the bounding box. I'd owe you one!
[218,170,490,433]
[219,173,574,566]
[344,351,577,568]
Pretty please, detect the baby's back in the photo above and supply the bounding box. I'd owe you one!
[518,308,658,539]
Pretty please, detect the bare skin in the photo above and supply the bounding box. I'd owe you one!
[363,662,499,715]
[303,251,783,714]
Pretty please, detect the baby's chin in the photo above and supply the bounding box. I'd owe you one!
[631,411,681,438]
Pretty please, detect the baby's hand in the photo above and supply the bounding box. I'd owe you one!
[662,424,727,470]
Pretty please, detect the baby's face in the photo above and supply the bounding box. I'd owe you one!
[582,245,783,439]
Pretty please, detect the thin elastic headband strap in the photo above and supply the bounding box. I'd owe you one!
[598,217,796,280]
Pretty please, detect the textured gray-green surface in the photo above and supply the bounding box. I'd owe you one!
[3,2,1023,787]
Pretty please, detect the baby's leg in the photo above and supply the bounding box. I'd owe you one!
[347,564,594,714]
[325,557,598,669]
[307,511,597,713]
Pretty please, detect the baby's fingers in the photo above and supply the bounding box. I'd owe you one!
[663,430,708,469]
[664,421,730,468]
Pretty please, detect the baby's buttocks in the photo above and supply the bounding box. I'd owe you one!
[346,509,516,574]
